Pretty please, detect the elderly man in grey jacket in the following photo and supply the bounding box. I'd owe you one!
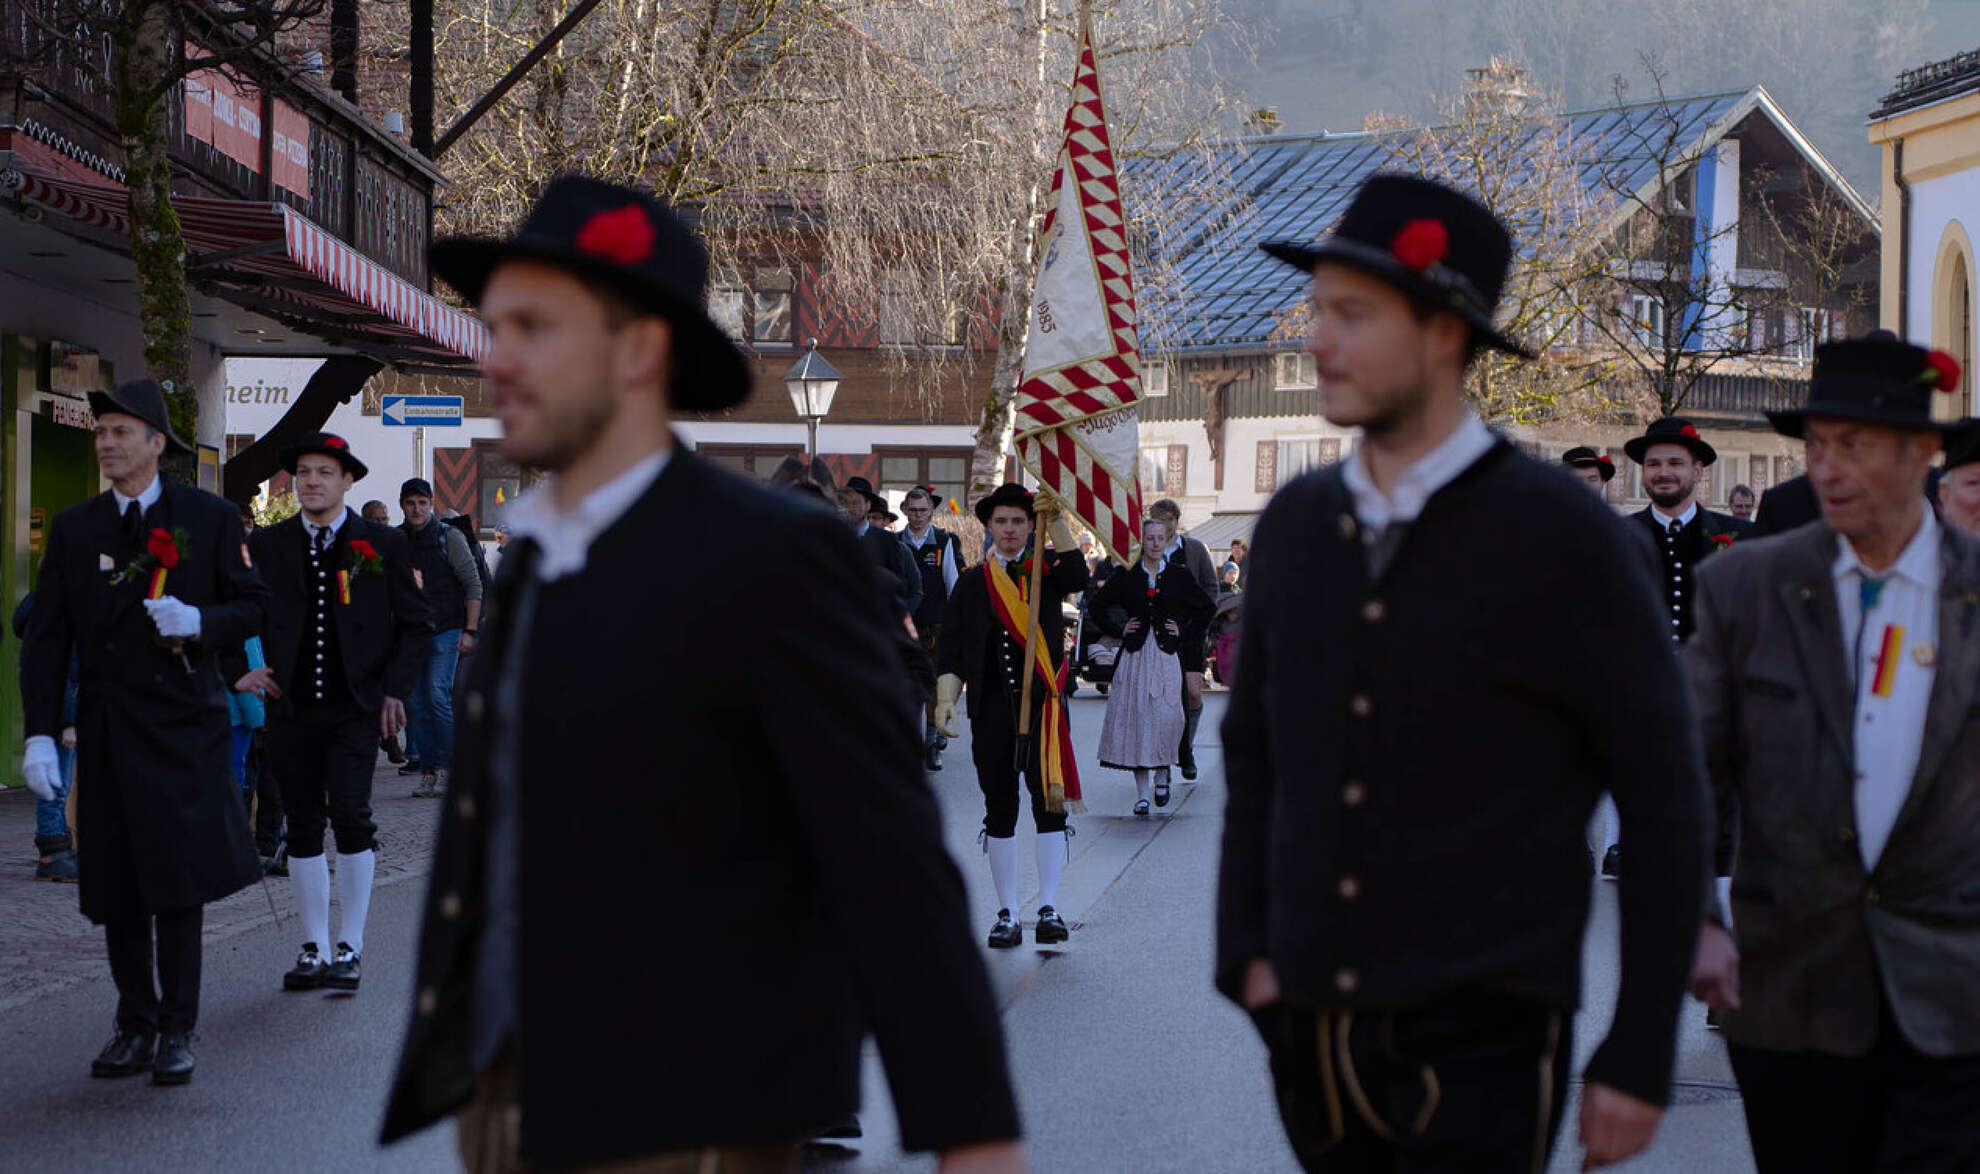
[1686,333,1980,1174]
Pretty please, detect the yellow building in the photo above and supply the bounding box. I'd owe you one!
[1870,49,1980,416]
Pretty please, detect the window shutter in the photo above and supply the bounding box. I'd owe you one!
[1167,445,1188,497]
[1255,441,1277,493]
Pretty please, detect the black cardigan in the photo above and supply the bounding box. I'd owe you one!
[1218,440,1710,1109]
[1088,556,1214,655]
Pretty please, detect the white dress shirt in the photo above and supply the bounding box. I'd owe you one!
[112,474,163,517]
[504,450,670,581]
[1341,411,1496,539]
[1833,510,1940,872]
[1650,501,1699,533]
[904,525,960,595]
[302,510,347,549]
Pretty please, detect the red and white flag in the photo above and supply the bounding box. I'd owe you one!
[1013,17,1143,563]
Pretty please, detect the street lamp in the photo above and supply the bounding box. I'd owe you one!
[783,337,842,465]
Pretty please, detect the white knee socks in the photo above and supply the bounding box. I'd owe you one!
[1134,769,1153,803]
[1035,831,1067,911]
[985,834,1019,913]
[334,849,376,955]
[290,853,332,950]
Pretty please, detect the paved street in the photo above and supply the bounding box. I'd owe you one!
[0,694,1755,1173]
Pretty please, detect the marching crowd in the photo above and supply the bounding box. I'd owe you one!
[8,166,1979,1174]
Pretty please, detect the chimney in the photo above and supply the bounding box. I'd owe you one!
[1246,107,1284,135]
[1462,57,1538,118]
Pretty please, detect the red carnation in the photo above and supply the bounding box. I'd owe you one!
[575,205,656,267]
[1146,587,1158,600]
[1711,533,1736,550]
[1681,424,1701,439]
[147,528,181,569]
[1390,219,1449,272]
[1924,350,1963,392]
[348,539,378,560]
[324,436,348,450]
[1596,456,1614,470]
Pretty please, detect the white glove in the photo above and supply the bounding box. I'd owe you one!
[22,735,60,802]
[144,596,202,640]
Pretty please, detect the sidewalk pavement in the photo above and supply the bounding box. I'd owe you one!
[0,755,441,1016]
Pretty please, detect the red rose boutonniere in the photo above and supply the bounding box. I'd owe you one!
[345,539,383,576]
[111,526,190,599]
[1390,218,1449,272]
[1710,532,1737,551]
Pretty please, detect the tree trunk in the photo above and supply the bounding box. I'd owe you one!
[966,0,1053,501]
[113,2,198,465]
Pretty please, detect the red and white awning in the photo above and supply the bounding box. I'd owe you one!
[2,165,487,368]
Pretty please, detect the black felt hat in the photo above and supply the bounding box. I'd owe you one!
[280,432,368,480]
[429,175,751,412]
[1767,332,1963,439]
[845,476,886,514]
[88,380,190,454]
[1259,174,1534,359]
[974,482,1036,525]
[1944,418,1980,471]
[1625,417,1717,467]
[1561,446,1615,482]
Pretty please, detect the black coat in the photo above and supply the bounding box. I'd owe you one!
[860,525,923,618]
[1751,475,1817,537]
[246,510,432,714]
[1218,442,1710,1108]
[1088,557,1215,656]
[937,550,1088,719]
[1629,505,1751,642]
[381,449,1017,1165]
[22,482,268,922]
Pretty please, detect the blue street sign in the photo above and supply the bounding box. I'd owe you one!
[381,394,464,427]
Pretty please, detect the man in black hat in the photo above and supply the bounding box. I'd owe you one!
[1624,416,1751,644]
[1562,444,1616,492]
[21,379,268,1085]
[382,176,1023,1174]
[1688,336,1980,1173]
[397,476,483,799]
[1937,418,1980,537]
[847,474,922,618]
[233,434,430,994]
[933,483,1088,949]
[1223,174,1709,1172]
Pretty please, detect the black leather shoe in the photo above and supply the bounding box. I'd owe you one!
[1601,846,1621,879]
[397,761,424,776]
[1179,749,1198,781]
[1154,781,1172,808]
[152,1034,194,1085]
[283,943,327,991]
[91,1030,155,1078]
[987,910,1022,948]
[324,942,361,991]
[380,735,407,765]
[925,741,943,772]
[813,1114,863,1140]
[1035,906,1070,944]
[1133,798,1150,819]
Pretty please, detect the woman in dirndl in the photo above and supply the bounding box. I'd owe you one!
[1092,517,1215,817]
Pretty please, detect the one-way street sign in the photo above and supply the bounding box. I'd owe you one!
[381,394,464,427]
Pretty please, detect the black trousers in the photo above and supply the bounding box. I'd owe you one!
[970,692,1068,837]
[1731,1005,1980,1174]
[1254,993,1570,1174]
[267,700,377,858]
[105,906,202,1035]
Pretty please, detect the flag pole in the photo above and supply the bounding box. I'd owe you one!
[1015,497,1054,783]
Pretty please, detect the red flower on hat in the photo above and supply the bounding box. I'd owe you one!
[1681,424,1701,439]
[1923,350,1963,392]
[1390,219,1449,272]
[1596,456,1614,470]
[324,436,347,450]
[575,205,655,267]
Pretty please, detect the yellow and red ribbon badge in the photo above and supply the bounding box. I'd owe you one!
[1871,623,1905,698]
[147,566,169,600]
[337,569,352,605]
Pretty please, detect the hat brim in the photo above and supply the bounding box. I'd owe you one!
[86,390,192,454]
[1566,458,1615,482]
[430,235,753,413]
[1624,434,1717,467]
[975,496,1036,525]
[1260,239,1537,360]
[281,444,369,481]
[1766,404,1956,441]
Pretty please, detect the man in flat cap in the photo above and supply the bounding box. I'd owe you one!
[234,433,429,996]
[1223,174,1709,1171]
[381,176,1023,1174]
[21,379,267,1085]
[1689,334,1980,1172]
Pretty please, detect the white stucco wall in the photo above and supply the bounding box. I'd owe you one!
[1905,168,1980,394]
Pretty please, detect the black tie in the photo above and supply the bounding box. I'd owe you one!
[313,526,329,556]
[1668,519,1682,537]
[122,501,144,554]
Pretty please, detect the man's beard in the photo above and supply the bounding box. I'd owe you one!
[1648,482,1695,510]
[506,382,616,473]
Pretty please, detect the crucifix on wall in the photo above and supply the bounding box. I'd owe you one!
[1192,366,1244,492]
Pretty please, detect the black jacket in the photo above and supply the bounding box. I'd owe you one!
[22,482,267,922]
[860,525,923,618]
[1088,557,1214,656]
[1629,505,1751,642]
[937,550,1087,719]
[1218,442,1710,1109]
[246,511,432,714]
[381,449,1017,1164]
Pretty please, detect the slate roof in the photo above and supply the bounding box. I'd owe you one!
[1133,87,1863,354]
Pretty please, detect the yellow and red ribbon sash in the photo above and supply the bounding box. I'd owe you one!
[1870,623,1905,698]
[147,567,169,600]
[983,561,1083,810]
[337,569,352,605]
